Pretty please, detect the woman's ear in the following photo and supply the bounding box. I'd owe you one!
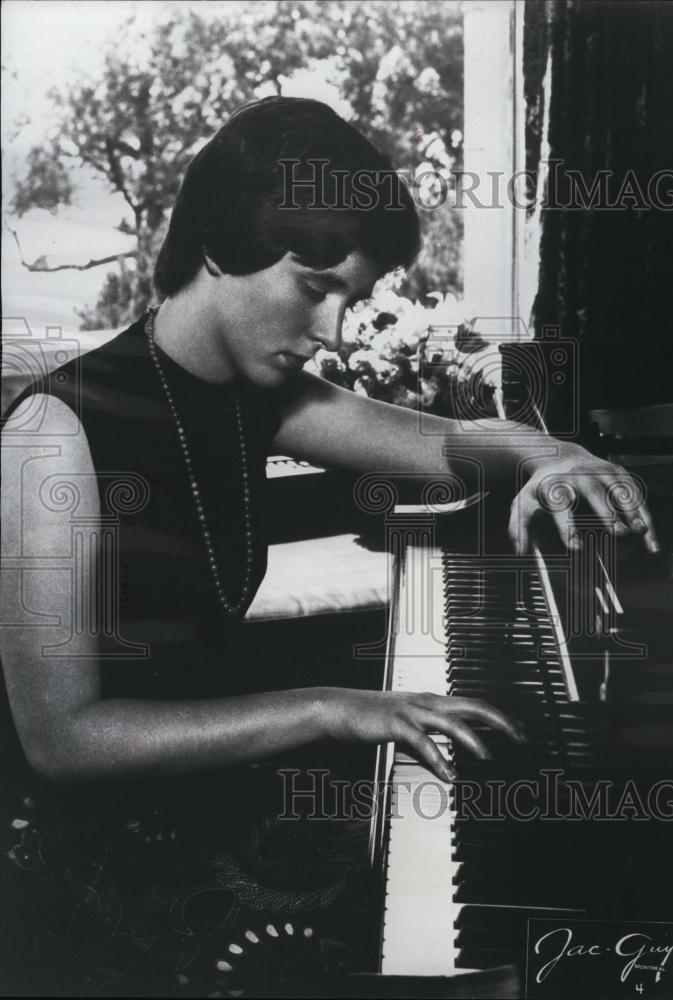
[202,251,222,277]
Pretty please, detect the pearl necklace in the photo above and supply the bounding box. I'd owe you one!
[145,307,254,615]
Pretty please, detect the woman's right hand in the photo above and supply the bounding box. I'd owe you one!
[319,688,527,782]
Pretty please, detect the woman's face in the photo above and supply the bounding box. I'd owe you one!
[208,250,380,388]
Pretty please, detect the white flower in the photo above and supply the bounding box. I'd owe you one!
[355,323,379,348]
[369,329,398,360]
[342,308,371,346]
[334,290,502,401]
[313,348,339,368]
[309,349,346,378]
[347,349,374,372]
[370,356,398,382]
[392,306,428,353]
[369,289,414,317]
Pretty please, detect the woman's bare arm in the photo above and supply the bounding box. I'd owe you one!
[1,394,521,783]
[272,371,658,553]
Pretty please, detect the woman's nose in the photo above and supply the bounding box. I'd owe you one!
[313,307,343,353]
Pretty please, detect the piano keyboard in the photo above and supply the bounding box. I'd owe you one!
[375,543,599,978]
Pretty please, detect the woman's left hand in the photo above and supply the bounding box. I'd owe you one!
[508,442,659,555]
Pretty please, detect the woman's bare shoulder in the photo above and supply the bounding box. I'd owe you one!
[2,392,100,540]
[3,390,86,437]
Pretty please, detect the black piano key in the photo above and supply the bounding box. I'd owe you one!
[454,878,583,910]
[455,947,518,970]
[453,904,584,931]
[454,926,520,950]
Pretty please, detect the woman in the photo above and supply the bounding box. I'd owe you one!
[0,97,656,994]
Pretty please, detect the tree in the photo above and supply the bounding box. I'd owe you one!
[11,145,75,216]
[11,1,464,329]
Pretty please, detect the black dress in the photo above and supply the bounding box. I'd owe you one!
[0,314,373,997]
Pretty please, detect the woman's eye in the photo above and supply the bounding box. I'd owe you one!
[302,282,327,303]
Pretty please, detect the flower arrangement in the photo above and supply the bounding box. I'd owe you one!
[306,279,503,420]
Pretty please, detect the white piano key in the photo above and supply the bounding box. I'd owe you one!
[381,548,461,975]
[392,545,448,696]
[382,764,459,976]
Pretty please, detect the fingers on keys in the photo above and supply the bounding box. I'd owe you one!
[444,697,528,744]
[508,489,534,556]
[419,712,493,761]
[397,722,456,783]
[510,472,660,555]
[598,472,660,553]
[401,696,527,778]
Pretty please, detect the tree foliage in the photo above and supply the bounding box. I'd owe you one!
[11,146,75,216]
[13,1,464,329]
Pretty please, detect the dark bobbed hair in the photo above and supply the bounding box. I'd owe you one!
[153,97,421,296]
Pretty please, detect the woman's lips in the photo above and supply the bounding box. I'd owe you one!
[277,351,310,369]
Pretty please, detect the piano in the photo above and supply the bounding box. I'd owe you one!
[364,484,673,995]
[264,382,673,994]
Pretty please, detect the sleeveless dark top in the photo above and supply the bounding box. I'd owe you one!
[6,312,282,703]
[0,317,374,997]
